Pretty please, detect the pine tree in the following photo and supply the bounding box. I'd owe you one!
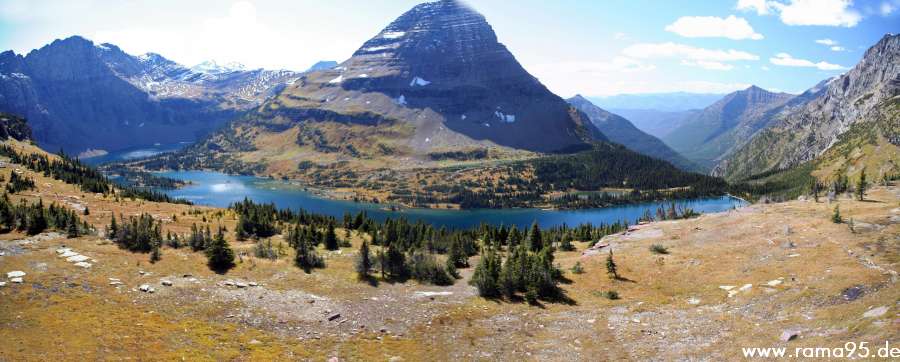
[323,222,339,250]
[470,248,501,297]
[356,240,372,280]
[527,221,542,252]
[385,243,407,279]
[150,240,161,263]
[66,218,79,238]
[446,238,468,268]
[445,254,459,279]
[857,168,867,201]
[107,214,118,239]
[206,227,235,273]
[606,250,619,280]
[559,233,575,251]
[831,205,842,224]
[294,230,324,273]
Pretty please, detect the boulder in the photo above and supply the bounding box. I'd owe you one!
[161,280,173,286]
[139,284,155,293]
[10,277,23,283]
[74,262,92,269]
[0,281,6,287]
[780,329,801,342]
[235,282,248,288]
[6,271,25,279]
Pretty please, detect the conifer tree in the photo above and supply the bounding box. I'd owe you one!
[323,222,339,250]
[606,249,619,280]
[832,205,842,224]
[356,240,372,280]
[527,221,543,252]
[470,248,501,297]
[206,227,235,273]
[66,218,79,238]
[150,239,161,263]
[294,229,324,273]
[107,214,118,239]
[559,233,575,251]
[857,168,867,201]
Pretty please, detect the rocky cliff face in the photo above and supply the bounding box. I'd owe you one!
[0,113,33,142]
[0,36,298,154]
[567,95,697,171]
[719,34,900,180]
[663,86,794,170]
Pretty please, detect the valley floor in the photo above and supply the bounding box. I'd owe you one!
[0,160,898,361]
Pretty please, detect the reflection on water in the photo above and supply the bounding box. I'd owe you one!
[81,142,189,165]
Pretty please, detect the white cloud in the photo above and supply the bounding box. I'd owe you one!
[613,32,628,40]
[665,15,763,40]
[881,1,897,15]
[770,53,847,70]
[623,42,759,67]
[549,57,656,75]
[737,0,772,15]
[738,0,862,27]
[771,0,862,26]
[680,60,735,71]
[815,39,847,51]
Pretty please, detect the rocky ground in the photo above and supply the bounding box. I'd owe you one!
[0,156,898,360]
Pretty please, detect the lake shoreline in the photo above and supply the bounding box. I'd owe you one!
[155,170,749,229]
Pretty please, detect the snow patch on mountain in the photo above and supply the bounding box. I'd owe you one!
[382,31,406,39]
[494,111,516,123]
[410,76,431,87]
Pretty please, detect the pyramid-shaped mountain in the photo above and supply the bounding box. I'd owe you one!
[215,0,602,163]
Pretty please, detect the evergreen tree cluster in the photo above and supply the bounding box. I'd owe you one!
[0,144,190,204]
[0,193,88,236]
[5,172,35,193]
[106,213,162,253]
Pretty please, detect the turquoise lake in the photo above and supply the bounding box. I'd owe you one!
[156,170,748,229]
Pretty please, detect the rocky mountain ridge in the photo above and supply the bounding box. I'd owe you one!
[663,85,794,170]
[718,33,900,181]
[0,36,299,154]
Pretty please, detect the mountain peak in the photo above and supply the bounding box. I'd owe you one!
[191,60,246,74]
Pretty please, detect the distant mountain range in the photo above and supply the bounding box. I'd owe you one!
[0,36,299,155]
[567,95,698,171]
[585,93,723,112]
[663,85,794,170]
[607,108,698,139]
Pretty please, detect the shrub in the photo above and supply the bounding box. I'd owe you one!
[571,261,584,274]
[649,244,669,255]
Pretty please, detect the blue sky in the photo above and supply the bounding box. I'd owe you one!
[1,0,897,96]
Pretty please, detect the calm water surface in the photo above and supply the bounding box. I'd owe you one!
[158,170,747,229]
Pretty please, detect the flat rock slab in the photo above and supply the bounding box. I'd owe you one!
[7,271,25,279]
[863,306,888,318]
[74,262,92,269]
[66,255,90,263]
